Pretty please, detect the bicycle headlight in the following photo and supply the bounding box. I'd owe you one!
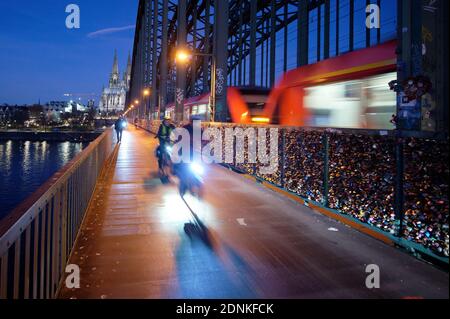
[190,162,204,176]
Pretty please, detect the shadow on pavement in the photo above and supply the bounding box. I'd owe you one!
[143,171,173,191]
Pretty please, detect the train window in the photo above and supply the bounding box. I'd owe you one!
[304,72,396,129]
[197,104,207,114]
[344,82,362,99]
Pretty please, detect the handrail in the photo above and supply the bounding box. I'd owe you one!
[0,128,115,299]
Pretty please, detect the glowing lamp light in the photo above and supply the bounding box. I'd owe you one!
[175,50,191,63]
[251,117,270,123]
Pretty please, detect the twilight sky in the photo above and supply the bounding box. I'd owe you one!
[0,0,397,105]
[0,0,138,105]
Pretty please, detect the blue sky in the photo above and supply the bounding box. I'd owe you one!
[0,0,138,105]
[0,0,397,105]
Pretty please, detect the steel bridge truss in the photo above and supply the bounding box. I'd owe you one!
[127,0,387,122]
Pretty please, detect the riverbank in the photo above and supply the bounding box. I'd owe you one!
[0,130,102,142]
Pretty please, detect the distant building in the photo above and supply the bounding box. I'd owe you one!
[87,99,95,108]
[43,101,86,122]
[0,105,30,126]
[99,51,131,115]
[45,101,86,113]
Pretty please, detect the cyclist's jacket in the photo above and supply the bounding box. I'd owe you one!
[157,123,174,140]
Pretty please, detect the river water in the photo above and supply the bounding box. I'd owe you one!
[0,140,88,220]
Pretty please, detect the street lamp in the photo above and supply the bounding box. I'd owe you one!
[134,100,140,119]
[128,104,135,118]
[175,48,216,122]
[175,50,191,64]
[143,88,151,119]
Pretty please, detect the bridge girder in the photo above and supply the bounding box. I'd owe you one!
[127,0,386,121]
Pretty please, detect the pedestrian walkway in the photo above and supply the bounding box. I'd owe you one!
[57,127,448,299]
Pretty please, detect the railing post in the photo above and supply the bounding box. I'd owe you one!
[322,133,330,207]
[13,238,21,299]
[0,252,8,298]
[394,135,405,238]
[32,218,39,299]
[280,129,286,188]
[23,226,31,299]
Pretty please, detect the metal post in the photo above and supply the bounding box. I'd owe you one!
[238,0,243,86]
[280,129,286,189]
[176,0,187,122]
[203,0,211,93]
[210,55,216,122]
[269,0,276,87]
[214,0,229,122]
[324,0,330,59]
[283,3,288,72]
[397,0,422,131]
[151,0,158,119]
[159,0,168,119]
[317,2,321,61]
[298,0,309,66]
[265,18,269,87]
[191,3,198,96]
[377,0,381,44]
[366,0,371,47]
[249,0,257,86]
[143,0,150,106]
[322,134,330,207]
[394,137,404,238]
[260,31,265,86]
[349,0,354,52]
[336,0,340,55]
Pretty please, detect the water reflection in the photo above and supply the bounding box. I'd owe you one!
[0,140,88,219]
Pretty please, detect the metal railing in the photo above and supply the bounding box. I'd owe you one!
[0,128,115,299]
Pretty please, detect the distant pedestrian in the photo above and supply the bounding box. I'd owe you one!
[114,115,126,143]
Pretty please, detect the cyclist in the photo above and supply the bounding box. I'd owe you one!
[155,116,175,172]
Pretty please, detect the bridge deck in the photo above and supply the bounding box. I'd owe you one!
[58,127,448,299]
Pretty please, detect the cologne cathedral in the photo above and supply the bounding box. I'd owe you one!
[99,51,131,114]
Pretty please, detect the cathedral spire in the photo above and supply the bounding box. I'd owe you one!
[126,52,132,74]
[112,49,119,75]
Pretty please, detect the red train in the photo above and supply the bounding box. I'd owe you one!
[262,39,397,129]
[164,87,270,122]
[166,40,398,129]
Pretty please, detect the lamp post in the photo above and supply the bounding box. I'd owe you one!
[143,88,151,120]
[128,103,134,119]
[134,99,140,119]
[175,48,216,122]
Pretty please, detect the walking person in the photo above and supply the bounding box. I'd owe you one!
[114,115,126,143]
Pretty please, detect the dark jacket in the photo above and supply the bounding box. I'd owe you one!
[115,118,124,131]
[156,122,174,140]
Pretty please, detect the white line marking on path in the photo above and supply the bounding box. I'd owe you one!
[237,218,247,226]
[328,227,339,232]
